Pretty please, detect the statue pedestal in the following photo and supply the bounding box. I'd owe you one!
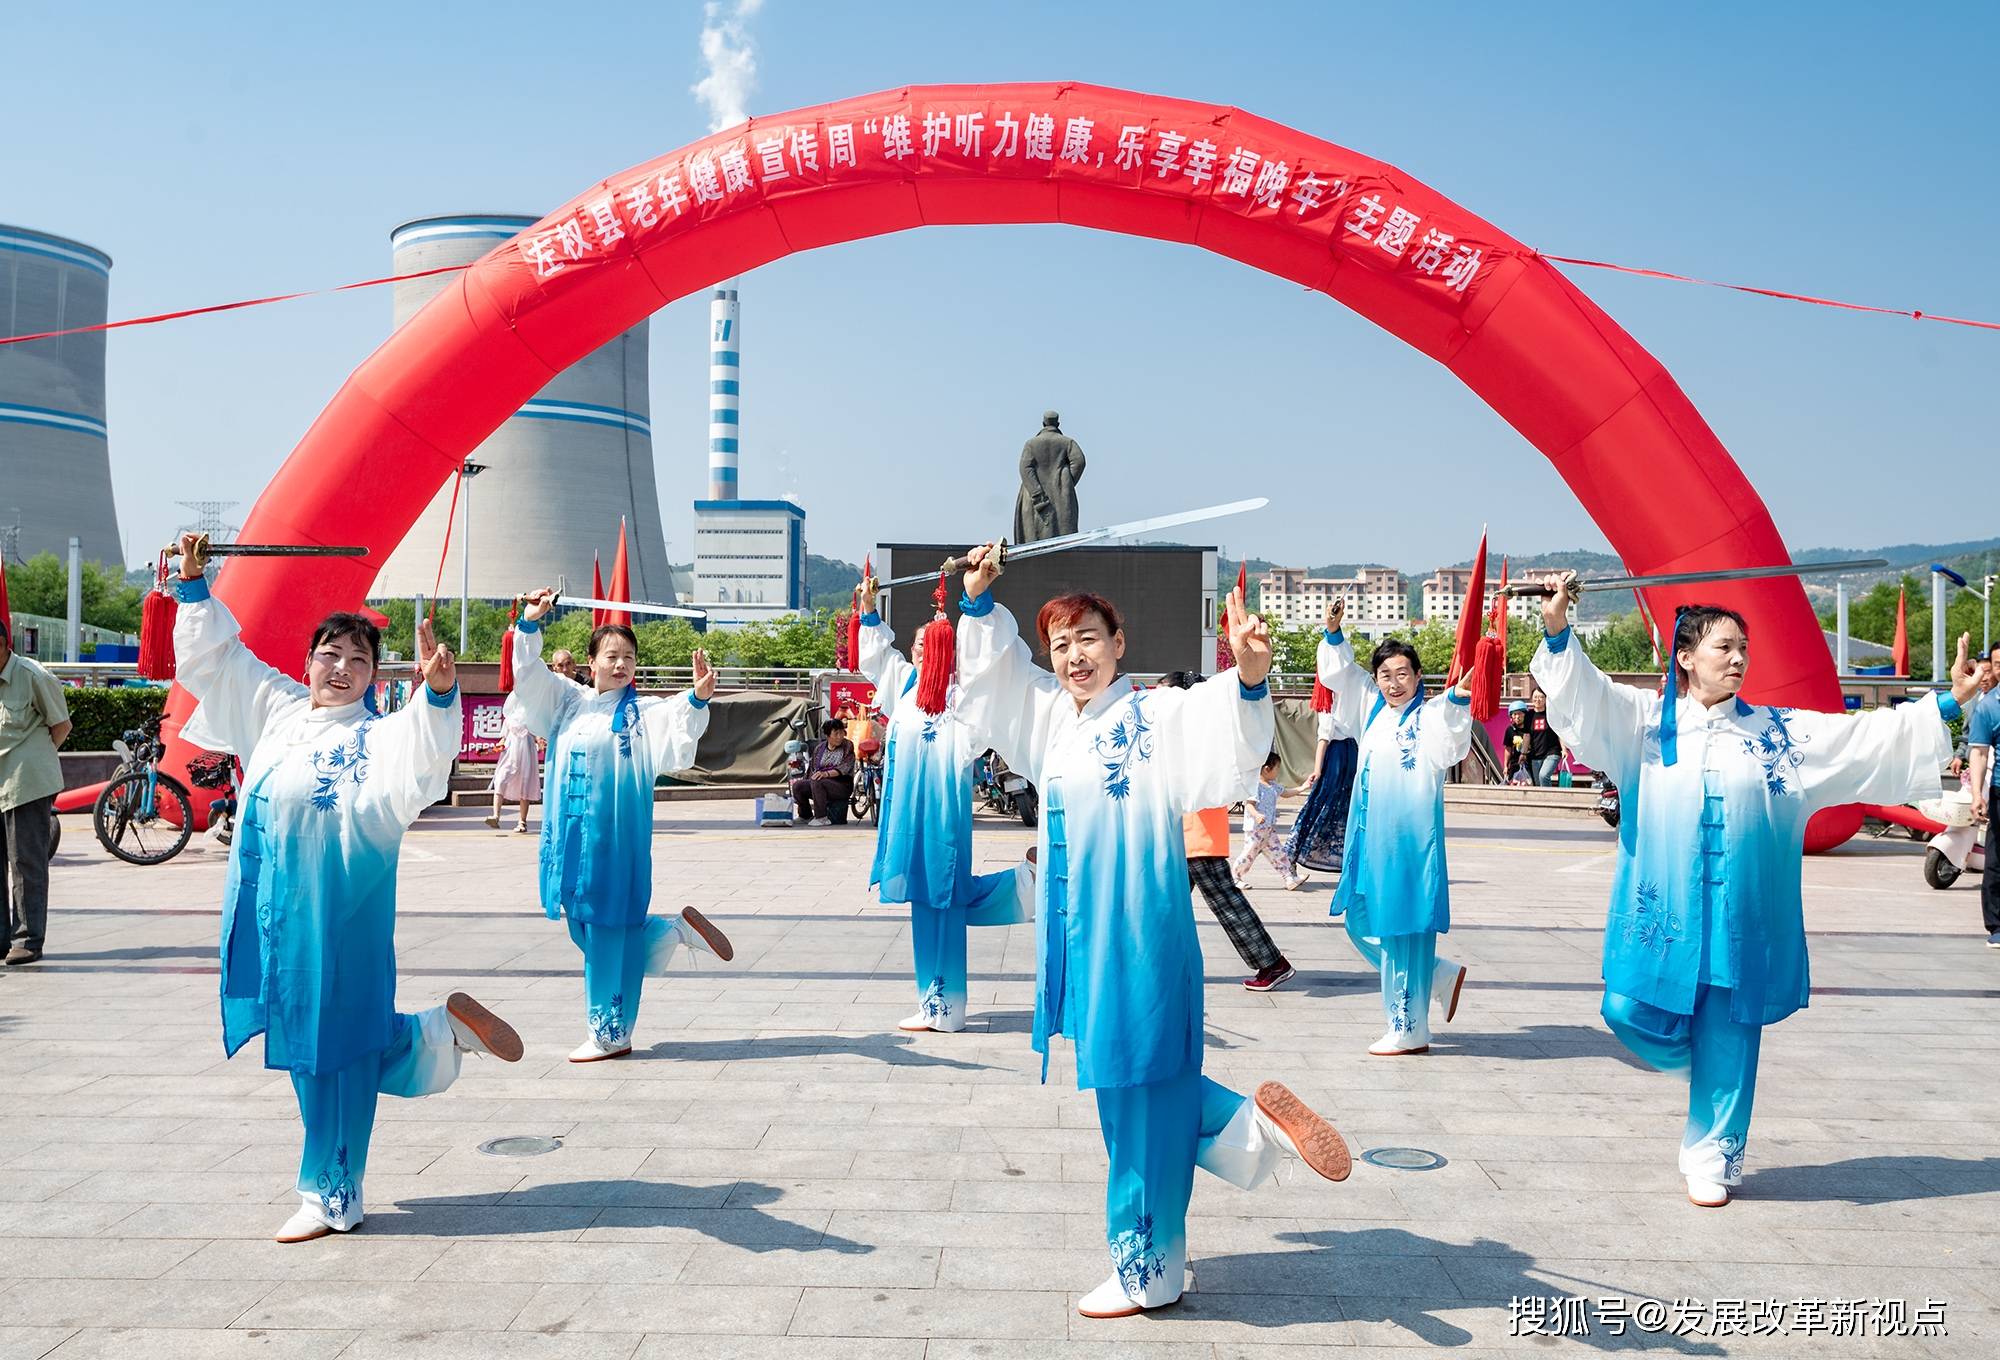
[872,542,1220,677]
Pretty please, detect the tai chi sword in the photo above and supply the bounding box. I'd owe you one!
[167,534,368,563]
[552,578,710,622]
[875,497,1271,591]
[1503,558,1890,597]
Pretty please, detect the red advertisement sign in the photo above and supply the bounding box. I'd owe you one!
[460,694,508,763]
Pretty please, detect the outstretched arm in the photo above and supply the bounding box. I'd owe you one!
[169,533,306,756]
[854,576,913,721]
[505,589,582,739]
[952,541,1062,785]
[1527,574,1652,789]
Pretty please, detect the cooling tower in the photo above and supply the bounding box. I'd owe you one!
[0,225,124,567]
[708,288,739,500]
[368,214,674,601]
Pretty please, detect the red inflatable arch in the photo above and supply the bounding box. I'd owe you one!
[147,82,1857,846]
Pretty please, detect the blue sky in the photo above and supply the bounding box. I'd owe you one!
[4,0,1995,573]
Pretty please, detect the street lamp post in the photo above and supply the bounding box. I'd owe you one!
[460,461,488,654]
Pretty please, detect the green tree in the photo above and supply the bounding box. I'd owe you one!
[1818,573,1982,680]
[5,552,146,633]
[1583,610,1662,673]
[728,615,838,669]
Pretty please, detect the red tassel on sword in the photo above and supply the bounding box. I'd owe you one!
[913,568,956,715]
[497,599,519,694]
[136,551,178,681]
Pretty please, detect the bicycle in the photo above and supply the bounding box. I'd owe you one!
[92,718,195,865]
[850,737,884,826]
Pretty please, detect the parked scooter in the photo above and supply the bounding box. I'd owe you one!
[974,749,1039,827]
[1916,790,1987,889]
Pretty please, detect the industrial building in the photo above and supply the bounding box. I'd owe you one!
[368,214,675,603]
[0,224,124,568]
[688,287,809,624]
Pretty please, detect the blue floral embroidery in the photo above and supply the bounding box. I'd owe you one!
[308,721,374,811]
[317,1143,356,1222]
[1743,708,1809,797]
[920,976,951,1022]
[920,716,941,744]
[1094,693,1155,800]
[1623,879,1683,955]
[1391,983,1415,1034]
[1396,707,1423,772]
[588,996,629,1049]
[1716,1133,1746,1180]
[1110,1214,1166,1296]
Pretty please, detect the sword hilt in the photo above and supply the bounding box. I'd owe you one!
[1503,571,1583,599]
[938,541,1008,576]
[164,532,212,574]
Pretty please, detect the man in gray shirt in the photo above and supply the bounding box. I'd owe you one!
[0,617,72,965]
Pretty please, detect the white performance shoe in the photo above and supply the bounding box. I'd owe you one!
[445,992,524,1062]
[275,1198,354,1244]
[1687,1176,1730,1208]
[569,1034,633,1063]
[896,1012,935,1032]
[1368,1029,1431,1057]
[1252,1080,1352,1182]
[1077,1272,1157,1318]
[673,906,735,961]
[1433,958,1468,1024]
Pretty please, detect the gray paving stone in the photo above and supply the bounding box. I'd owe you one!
[0,1331,72,1360]
[508,1281,801,1334]
[0,1279,275,1329]
[41,1331,354,1359]
[232,1280,542,1331]
[789,1285,1070,1339]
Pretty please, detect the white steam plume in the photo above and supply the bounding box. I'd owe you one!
[692,0,764,133]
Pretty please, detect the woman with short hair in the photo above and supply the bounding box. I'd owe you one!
[1531,575,1978,1206]
[954,543,1351,1319]
[171,533,522,1244]
[510,589,734,1062]
[1318,622,1474,1056]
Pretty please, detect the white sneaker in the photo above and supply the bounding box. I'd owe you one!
[808,817,832,827]
[1368,1029,1430,1056]
[672,906,735,961]
[1433,958,1468,1024]
[1251,1080,1351,1181]
[1077,1272,1153,1318]
[445,992,524,1061]
[1687,1176,1729,1208]
[896,1012,935,1032]
[569,1034,632,1063]
[275,1199,353,1243]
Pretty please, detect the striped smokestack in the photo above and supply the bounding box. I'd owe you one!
[708,288,740,500]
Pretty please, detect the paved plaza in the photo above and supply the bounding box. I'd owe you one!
[1,801,1995,1358]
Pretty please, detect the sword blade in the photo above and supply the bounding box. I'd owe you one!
[877,497,1269,590]
[557,594,710,621]
[1504,558,1890,597]
[189,544,369,557]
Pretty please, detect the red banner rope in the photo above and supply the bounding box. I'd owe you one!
[1541,254,2000,332]
[0,254,1991,346]
[0,264,469,346]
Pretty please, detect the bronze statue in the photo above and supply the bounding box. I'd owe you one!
[1013,411,1086,543]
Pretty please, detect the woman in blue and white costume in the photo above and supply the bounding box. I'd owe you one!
[1319,602,1474,1057]
[510,587,734,1063]
[169,533,524,1245]
[953,544,1352,1320]
[1531,574,1976,1208]
[853,576,1033,1033]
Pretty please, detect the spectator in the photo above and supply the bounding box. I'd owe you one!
[792,718,856,826]
[1966,664,2000,947]
[548,649,585,685]
[0,615,72,966]
[1526,688,1565,786]
[1504,701,1531,783]
[1235,751,1305,890]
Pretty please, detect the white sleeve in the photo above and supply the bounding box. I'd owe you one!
[952,598,1063,786]
[1317,631,1371,739]
[170,583,307,758]
[1530,630,1653,790]
[1419,691,1476,771]
[1149,671,1275,814]
[1782,694,1954,812]
[363,684,462,825]
[641,692,711,774]
[856,616,913,723]
[506,622,580,739]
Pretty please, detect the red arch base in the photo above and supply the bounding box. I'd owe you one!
[123,82,1858,848]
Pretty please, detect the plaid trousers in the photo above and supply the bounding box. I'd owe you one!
[1187,856,1282,971]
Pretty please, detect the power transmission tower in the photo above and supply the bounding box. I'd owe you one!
[175,501,241,543]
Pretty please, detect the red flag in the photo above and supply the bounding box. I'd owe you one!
[606,519,632,627]
[1892,586,1910,676]
[1445,527,1488,687]
[590,552,606,629]
[0,555,11,641]
[1491,557,1510,654]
